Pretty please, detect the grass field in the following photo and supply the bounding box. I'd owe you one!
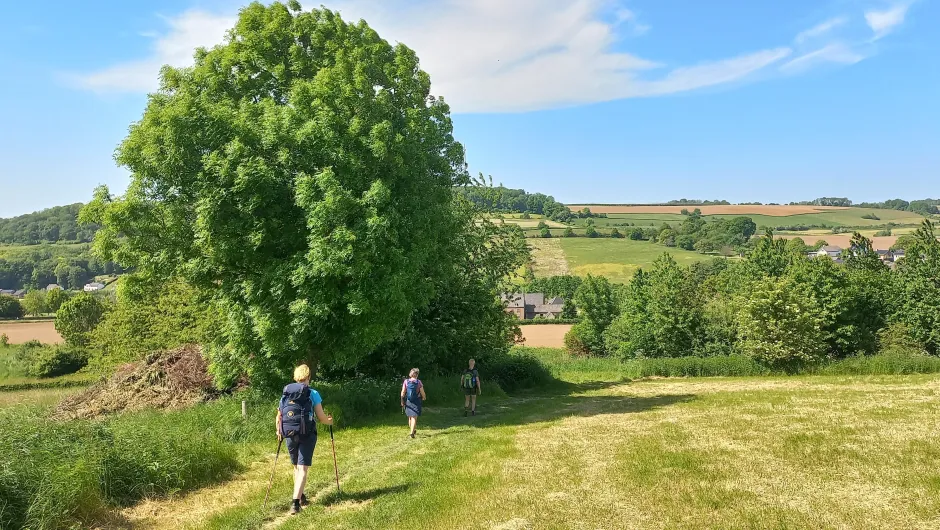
[90,350,940,530]
[559,238,717,284]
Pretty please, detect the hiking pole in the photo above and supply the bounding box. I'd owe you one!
[263,437,283,510]
[329,425,341,495]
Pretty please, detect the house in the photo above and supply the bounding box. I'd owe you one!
[501,292,565,320]
[12,289,26,299]
[0,289,14,297]
[501,293,525,319]
[816,246,843,259]
[892,249,905,262]
[83,282,106,292]
[45,284,62,291]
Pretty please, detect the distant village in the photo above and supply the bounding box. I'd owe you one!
[0,281,105,299]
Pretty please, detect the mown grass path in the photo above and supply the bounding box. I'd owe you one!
[115,375,940,530]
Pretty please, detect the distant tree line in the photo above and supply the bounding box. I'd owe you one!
[0,204,99,245]
[0,245,123,291]
[666,199,731,205]
[566,222,940,365]
[456,182,573,222]
[789,197,940,215]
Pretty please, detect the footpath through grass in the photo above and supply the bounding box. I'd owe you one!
[119,354,940,530]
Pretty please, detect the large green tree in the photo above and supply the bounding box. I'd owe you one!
[82,2,473,387]
[55,293,109,347]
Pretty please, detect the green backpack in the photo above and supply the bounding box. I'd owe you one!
[462,370,477,389]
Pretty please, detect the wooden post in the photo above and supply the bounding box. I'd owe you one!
[242,400,247,419]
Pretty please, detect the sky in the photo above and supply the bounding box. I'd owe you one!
[1,0,938,218]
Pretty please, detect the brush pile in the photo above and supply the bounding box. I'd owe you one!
[54,344,220,420]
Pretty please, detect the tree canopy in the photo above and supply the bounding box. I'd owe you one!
[82,2,481,388]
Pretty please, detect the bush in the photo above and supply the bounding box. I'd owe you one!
[0,333,8,347]
[814,354,940,375]
[485,351,553,393]
[563,227,575,237]
[564,325,593,356]
[861,213,881,220]
[610,228,624,238]
[0,341,44,379]
[0,295,24,319]
[585,226,598,238]
[55,293,108,347]
[30,345,88,378]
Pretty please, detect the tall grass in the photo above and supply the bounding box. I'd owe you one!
[519,347,940,381]
[0,397,264,530]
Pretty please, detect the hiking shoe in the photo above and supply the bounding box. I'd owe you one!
[410,431,416,439]
[300,494,309,506]
[464,409,468,417]
[471,409,476,416]
[290,499,301,515]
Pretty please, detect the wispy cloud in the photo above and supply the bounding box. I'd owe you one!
[68,1,898,113]
[795,17,847,43]
[865,3,911,39]
[780,43,865,73]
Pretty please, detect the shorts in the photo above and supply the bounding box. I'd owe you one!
[464,387,478,396]
[286,433,317,466]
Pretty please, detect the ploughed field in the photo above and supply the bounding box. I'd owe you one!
[0,320,63,344]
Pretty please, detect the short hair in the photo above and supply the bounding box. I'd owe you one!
[294,364,311,382]
[409,367,420,378]
[468,359,475,363]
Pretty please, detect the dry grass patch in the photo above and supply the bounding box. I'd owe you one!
[527,238,569,276]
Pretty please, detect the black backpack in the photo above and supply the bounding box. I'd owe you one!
[280,383,314,438]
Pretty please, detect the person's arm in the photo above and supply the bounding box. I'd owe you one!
[477,371,482,395]
[313,403,333,425]
[419,382,427,401]
[400,382,406,406]
[275,409,283,441]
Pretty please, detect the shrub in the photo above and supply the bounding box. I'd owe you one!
[485,351,553,393]
[610,228,624,238]
[877,322,927,357]
[0,333,8,347]
[861,213,881,220]
[540,227,552,238]
[563,227,575,237]
[30,345,89,378]
[56,293,108,347]
[585,226,598,238]
[564,324,593,356]
[0,295,24,319]
[814,354,940,375]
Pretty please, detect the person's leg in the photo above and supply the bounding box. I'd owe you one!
[293,464,309,500]
[464,393,470,414]
[471,394,477,414]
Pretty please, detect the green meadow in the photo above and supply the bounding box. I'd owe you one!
[558,238,717,284]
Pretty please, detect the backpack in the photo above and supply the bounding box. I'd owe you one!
[405,379,422,403]
[462,370,477,389]
[280,382,314,438]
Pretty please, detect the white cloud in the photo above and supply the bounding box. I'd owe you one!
[71,10,234,92]
[780,43,865,73]
[865,3,910,39]
[70,1,846,113]
[795,17,847,43]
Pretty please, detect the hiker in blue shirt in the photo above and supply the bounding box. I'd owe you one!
[276,364,333,515]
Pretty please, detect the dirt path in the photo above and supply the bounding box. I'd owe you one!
[0,320,62,344]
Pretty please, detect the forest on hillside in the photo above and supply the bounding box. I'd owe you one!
[0,204,98,245]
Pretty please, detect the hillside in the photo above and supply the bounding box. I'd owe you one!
[0,203,97,245]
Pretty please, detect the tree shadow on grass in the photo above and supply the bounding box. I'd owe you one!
[319,482,414,506]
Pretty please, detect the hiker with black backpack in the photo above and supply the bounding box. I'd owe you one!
[276,364,333,515]
[461,359,482,416]
[401,368,426,438]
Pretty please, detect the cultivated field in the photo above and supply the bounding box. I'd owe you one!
[527,238,570,276]
[559,238,716,284]
[567,205,927,227]
[776,233,899,249]
[519,324,571,348]
[0,320,62,344]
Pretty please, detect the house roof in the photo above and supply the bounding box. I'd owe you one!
[0,289,13,295]
[85,282,105,288]
[523,293,545,306]
[821,246,842,253]
[532,304,564,314]
[501,293,524,308]
[547,296,565,305]
[13,289,25,296]
[46,284,62,290]
[876,249,891,256]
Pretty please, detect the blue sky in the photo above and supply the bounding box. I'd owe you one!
[1,0,937,217]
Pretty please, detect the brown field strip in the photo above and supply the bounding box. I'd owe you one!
[519,324,571,348]
[0,320,63,344]
[566,205,849,215]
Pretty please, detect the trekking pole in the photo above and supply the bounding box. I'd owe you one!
[329,424,341,495]
[263,437,283,510]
